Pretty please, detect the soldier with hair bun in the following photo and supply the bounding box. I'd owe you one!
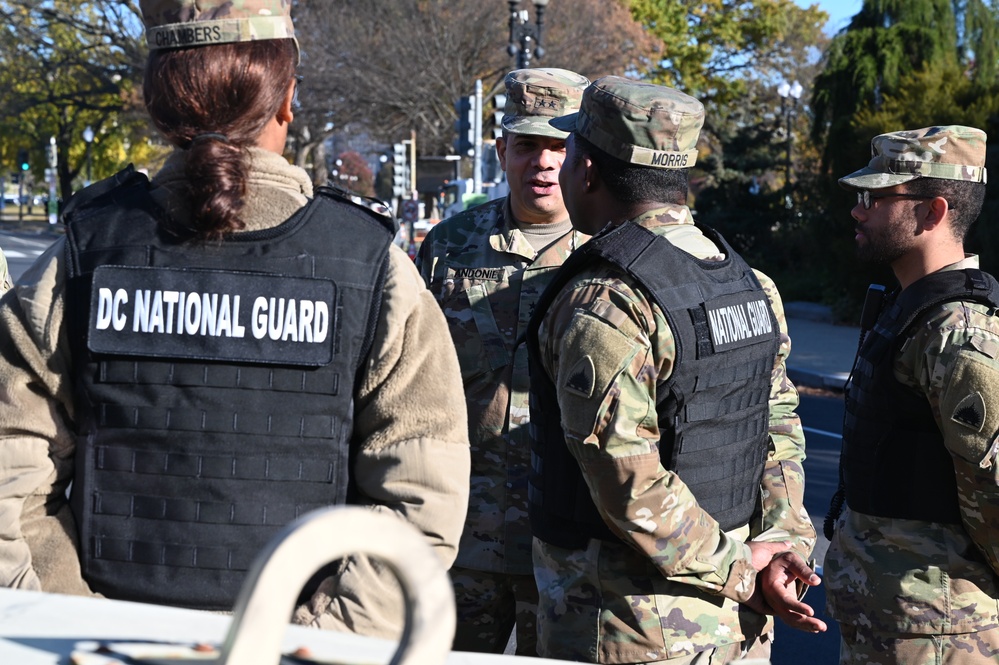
[0,0,470,641]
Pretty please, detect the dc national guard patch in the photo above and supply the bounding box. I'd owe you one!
[88,265,336,366]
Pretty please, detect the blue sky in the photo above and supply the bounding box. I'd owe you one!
[797,0,863,34]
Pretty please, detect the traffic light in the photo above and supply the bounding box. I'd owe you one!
[391,142,409,198]
[453,95,476,156]
[490,94,507,140]
[17,148,29,172]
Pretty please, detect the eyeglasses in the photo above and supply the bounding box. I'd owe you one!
[856,190,933,210]
[292,75,303,109]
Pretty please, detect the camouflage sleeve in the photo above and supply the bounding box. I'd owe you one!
[897,302,999,575]
[748,271,815,561]
[540,273,757,604]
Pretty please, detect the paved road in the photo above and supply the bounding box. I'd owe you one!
[772,392,843,665]
[0,227,61,281]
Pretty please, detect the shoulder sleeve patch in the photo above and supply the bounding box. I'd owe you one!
[563,355,596,398]
[952,391,987,432]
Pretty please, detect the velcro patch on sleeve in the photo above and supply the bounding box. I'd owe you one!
[940,350,999,464]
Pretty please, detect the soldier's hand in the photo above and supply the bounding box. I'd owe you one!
[757,551,827,633]
[746,540,792,571]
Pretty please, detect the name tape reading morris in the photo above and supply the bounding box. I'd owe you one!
[88,266,337,366]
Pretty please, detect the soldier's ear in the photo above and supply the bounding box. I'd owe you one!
[276,78,296,126]
[496,137,508,172]
[919,196,949,232]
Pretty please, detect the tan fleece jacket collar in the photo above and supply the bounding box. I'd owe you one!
[150,147,314,232]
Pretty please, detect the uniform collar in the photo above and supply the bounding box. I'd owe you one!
[488,196,584,259]
[631,203,695,229]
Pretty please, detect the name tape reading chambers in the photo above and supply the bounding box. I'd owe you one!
[88,266,337,366]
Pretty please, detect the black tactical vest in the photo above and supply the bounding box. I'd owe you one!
[842,269,999,523]
[62,169,395,609]
[527,221,779,549]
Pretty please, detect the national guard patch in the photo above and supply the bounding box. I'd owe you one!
[703,292,774,352]
[564,355,595,398]
[952,392,987,432]
[88,265,336,366]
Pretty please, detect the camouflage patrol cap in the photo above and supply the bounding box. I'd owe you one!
[140,0,297,56]
[550,76,704,169]
[839,125,988,190]
[502,68,590,138]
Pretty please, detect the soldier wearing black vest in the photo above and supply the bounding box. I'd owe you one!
[0,0,469,641]
[825,126,999,664]
[525,76,825,664]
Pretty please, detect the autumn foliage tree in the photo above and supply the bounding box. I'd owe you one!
[330,151,375,198]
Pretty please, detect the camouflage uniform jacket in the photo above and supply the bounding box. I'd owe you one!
[533,205,815,663]
[826,255,999,636]
[417,196,587,575]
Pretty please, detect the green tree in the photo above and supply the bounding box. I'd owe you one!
[0,1,154,201]
[811,0,962,181]
[627,0,828,115]
[808,0,999,319]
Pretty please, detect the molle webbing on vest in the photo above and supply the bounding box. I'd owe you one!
[63,175,393,609]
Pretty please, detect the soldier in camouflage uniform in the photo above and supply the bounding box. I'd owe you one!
[525,76,825,664]
[415,68,589,655]
[826,126,999,664]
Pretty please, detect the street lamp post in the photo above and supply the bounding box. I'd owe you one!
[82,125,94,187]
[48,136,58,225]
[507,0,550,70]
[777,80,802,209]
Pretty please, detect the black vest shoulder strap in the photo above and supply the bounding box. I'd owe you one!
[894,268,999,337]
[61,166,147,223]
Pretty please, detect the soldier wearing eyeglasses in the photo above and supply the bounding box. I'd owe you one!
[826,125,999,663]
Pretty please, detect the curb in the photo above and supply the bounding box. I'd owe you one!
[787,367,849,392]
